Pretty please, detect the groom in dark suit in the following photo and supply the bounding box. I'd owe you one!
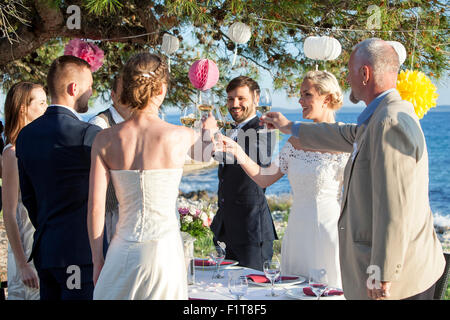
[16,55,101,300]
[211,76,277,271]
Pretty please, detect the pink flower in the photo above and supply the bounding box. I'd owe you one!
[202,217,212,228]
[64,39,104,72]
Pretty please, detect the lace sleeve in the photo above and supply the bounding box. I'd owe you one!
[278,141,293,175]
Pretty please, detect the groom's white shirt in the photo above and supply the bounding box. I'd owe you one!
[229,114,257,141]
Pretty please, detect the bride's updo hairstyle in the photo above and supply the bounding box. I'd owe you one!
[303,70,344,111]
[120,53,169,111]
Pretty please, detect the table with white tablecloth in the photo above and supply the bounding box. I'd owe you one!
[188,265,345,300]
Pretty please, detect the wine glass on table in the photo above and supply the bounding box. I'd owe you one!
[309,269,328,300]
[257,88,272,131]
[209,245,226,279]
[228,272,248,300]
[263,259,281,297]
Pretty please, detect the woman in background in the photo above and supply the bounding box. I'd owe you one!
[2,82,47,299]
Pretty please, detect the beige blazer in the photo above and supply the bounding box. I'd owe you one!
[296,90,445,299]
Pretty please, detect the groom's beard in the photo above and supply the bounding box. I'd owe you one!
[349,91,360,104]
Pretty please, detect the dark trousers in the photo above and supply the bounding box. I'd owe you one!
[36,264,94,300]
[402,282,436,300]
[216,239,274,272]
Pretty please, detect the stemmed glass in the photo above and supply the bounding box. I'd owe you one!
[309,269,328,300]
[180,105,198,128]
[223,113,234,131]
[263,259,281,297]
[228,272,248,300]
[209,245,226,279]
[198,89,214,118]
[257,88,272,131]
[212,105,225,130]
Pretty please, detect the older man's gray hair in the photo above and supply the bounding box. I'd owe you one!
[353,38,400,87]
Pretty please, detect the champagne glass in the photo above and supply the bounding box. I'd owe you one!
[180,105,198,128]
[228,273,248,300]
[198,89,214,118]
[309,269,328,300]
[223,113,234,131]
[263,259,281,297]
[209,245,226,279]
[257,88,272,131]
[212,105,225,130]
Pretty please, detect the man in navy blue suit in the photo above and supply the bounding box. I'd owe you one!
[16,55,101,300]
[211,76,277,271]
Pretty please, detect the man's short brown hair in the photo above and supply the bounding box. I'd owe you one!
[47,55,91,98]
[226,76,260,96]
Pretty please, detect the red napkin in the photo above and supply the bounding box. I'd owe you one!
[303,286,344,297]
[246,274,299,283]
[194,259,234,267]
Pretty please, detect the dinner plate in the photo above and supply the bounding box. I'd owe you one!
[246,274,306,287]
[284,287,344,300]
[194,258,239,270]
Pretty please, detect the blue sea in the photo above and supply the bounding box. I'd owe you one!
[159,107,450,220]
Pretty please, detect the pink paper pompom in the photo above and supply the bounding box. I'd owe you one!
[188,59,219,91]
[64,39,104,72]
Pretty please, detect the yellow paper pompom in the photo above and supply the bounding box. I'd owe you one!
[396,69,439,119]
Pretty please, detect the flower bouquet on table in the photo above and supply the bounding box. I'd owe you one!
[178,205,214,241]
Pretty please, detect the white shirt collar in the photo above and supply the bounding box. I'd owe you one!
[50,104,83,121]
[109,105,125,123]
[235,114,257,129]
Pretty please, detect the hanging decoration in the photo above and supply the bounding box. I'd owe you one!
[227,21,252,66]
[188,59,219,91]
[161,33,180,72]
[303,36,341,70]
[387,41,407,65]
[397,69,438,119]
[64,38,104,72]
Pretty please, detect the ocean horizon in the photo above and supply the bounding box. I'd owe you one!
[163,108,450,224]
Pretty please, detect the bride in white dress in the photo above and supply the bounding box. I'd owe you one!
[87,53,217,300]
[219,71,349,289]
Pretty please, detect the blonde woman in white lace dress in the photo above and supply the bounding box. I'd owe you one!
[220,71,349,289]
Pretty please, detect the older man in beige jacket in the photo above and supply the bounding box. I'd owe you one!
[262,38,445,300]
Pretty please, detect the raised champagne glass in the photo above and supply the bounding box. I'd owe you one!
[198,89,214,118]
[257,88,272,131]
[180,105,198,128]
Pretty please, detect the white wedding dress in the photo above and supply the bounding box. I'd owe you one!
[93,169,188,300]
[279,141,349,289]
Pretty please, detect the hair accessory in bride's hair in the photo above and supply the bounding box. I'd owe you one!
[141,72,155,78]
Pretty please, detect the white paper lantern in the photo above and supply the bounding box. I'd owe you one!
[227,22,252,66]
[303,36,342,61]
[227,22,251,44]
[161,34,179,72]
[161,34,180,55]
[387,40,406,65]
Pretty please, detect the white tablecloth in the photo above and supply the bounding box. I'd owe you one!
[188,265,346,300]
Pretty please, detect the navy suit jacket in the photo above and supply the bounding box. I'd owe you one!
[16,106,101,269]
[211,116,278,246]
